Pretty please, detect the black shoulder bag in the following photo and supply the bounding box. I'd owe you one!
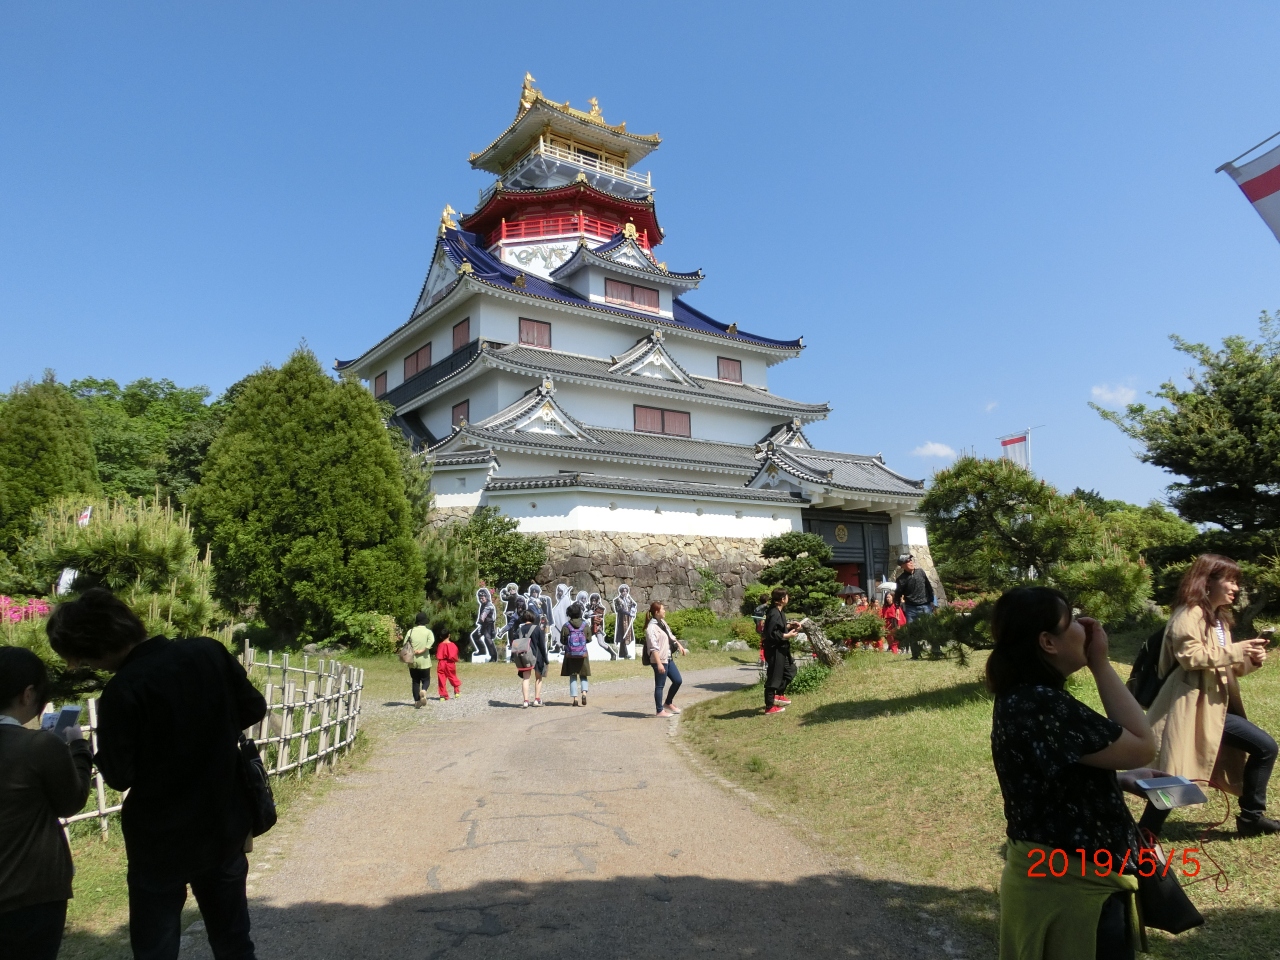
[238,733,278,837]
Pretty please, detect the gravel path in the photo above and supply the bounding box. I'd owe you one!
[179,663,945,959]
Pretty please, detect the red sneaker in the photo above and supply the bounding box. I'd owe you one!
[774,696,792,705]
[765,705,786,715]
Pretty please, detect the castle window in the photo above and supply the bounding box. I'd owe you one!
[717,357,742,382]
[519,318,552,349]
[634,405,691,437]
[403,344,432,380]
[452,400,470,427]
[452,317,471,352]
[373,371,387,397]
[604,279,660,312]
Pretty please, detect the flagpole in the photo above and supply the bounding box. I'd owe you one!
[1216,128,1280,173]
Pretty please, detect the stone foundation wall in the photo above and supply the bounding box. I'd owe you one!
[427,506,479,528]
[535,531,768,615]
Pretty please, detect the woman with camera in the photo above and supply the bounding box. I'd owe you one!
[988,587,1157,959]
[1142,554,1277,838]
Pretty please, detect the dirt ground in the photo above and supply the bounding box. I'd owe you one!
[179,663,959,959]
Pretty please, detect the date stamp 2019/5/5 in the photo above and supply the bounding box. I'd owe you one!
[1026,847,1201,879]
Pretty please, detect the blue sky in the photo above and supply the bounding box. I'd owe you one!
[3,2,1278,506]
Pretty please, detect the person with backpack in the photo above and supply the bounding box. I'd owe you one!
[644,601,688,717]
[404,613,434,708]
[510,610,545,708]
[1142,554,1276,838]
[434,628,462,700]
[560,602,591,707]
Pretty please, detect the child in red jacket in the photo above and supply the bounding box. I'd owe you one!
[434,629,462,700]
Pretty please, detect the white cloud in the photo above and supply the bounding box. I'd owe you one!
[985,401,999,413]
[912,441,956,458]
[1091,383,1137,406]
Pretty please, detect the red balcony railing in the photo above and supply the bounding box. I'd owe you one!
[489,215,651,252]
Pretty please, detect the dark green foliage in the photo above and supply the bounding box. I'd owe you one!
[71,377,214,501]
[456,505,547,590]
[757,532,842,616]
[1095,313,1280,536]
[380,404,433,536]
[191,349,424,643]
[825,612,886,644]
[665,606,717,637]
[693,566,726,606]
[0,373,100,554]
[418,521,481,644]
[740,582,771,616]
[920,456,1150,624]
[1096,314,1280,628]
[786,661,831,695]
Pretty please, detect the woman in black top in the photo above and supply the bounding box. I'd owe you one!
[988,587,1158,960]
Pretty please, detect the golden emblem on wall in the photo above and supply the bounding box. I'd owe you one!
[834,524,848,543]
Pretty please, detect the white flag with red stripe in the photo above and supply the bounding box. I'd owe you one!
[1000,432,1030,469]
[1222,142,1280,243]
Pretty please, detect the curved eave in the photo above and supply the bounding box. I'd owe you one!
[430,428,752,479]
[484,474,807,505]
[478,352,829,422]
[549,243,702,292]
[459,182,661,240]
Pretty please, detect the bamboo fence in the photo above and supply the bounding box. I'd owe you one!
[59,649,365,839]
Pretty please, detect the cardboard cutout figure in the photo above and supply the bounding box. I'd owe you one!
[527,583,552,630]
[586,591,613,660]
[611,584,638,659]
[548,583,571,657]
[469,587,497,663]
[498,583,524,660]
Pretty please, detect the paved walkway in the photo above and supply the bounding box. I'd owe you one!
[183,664,944,959]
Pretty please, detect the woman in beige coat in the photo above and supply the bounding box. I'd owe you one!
[1142,554,1276,838]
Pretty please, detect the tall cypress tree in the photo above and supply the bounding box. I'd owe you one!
[191,349,424,642]
[0,373,100,554]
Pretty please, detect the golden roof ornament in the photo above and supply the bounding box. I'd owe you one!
[512,273,526,288]
[622,222,638,239]
[588,97,602,118]
[574,171,589,183]
[658,261,668,272]
[726,322,738,335]
[439,204,458,235]
[457,259,474,275]
[519,72,537,115]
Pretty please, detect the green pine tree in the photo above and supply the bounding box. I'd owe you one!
[191,349,424,643]
[418,520,481,646]
[0,373,100,554]
[757,532,843,616]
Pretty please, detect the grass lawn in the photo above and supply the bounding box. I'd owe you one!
[681,639,1280,959]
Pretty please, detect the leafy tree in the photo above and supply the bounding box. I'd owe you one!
[418,521,481,644]
[456,505,547,590]
[756,531,842,616]
[27,495,220,637]
[1096,314,1280,626]
[71,377,214,501]
[0,373,100,554]
[381,406,433,536]
[921,456,1150,624]
[191,349,424,644]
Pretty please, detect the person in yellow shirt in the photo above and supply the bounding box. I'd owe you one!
[406,613,435,708]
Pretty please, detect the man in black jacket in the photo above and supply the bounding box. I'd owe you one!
[48,589,266,960]
[762,587,800,715]
[894,554,937,659]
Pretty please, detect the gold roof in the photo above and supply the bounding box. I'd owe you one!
[469,73,661,173]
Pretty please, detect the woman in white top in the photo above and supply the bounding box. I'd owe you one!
[644,602,687,718]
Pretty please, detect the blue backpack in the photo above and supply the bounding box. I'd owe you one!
[565,621,588,658]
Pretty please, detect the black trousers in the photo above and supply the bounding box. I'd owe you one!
[1140,712,1278,836]
[409,666,431,701]
[128,849,256,960]
[764,650,797,708]
[0,898,66,960]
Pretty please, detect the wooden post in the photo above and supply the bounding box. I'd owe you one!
[88,698,109,840]
[316,675,334,767]
[277,682,296,774]
[297,680,316,775]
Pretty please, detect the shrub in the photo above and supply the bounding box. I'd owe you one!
[740,582,770,616]
[455,506,547,590]
[665,606,716,637]
[757,532,842,616]
[825,612,886,644]
[728,616,758,645]
[331,611,401,655]
[786,661,831,695]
